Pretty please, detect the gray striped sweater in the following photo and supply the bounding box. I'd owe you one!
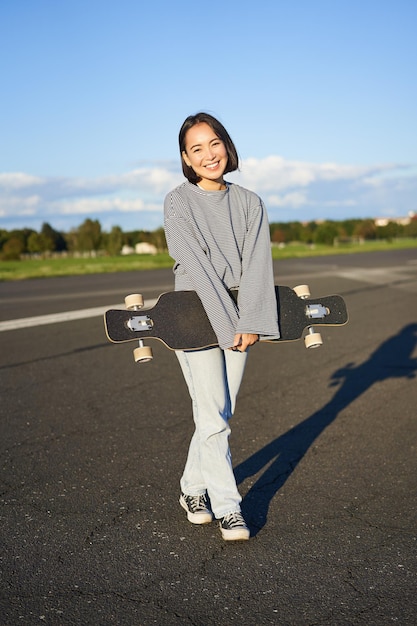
[164,180,279,349]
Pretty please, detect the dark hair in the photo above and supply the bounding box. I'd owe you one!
[179,112,239,184]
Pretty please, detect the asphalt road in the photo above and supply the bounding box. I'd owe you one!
[1,249,416,625]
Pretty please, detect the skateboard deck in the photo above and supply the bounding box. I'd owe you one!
[104,286,348,360]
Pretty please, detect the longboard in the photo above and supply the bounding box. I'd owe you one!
[104,285,348,362]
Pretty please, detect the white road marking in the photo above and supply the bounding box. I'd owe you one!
[2,259,416,334]
[0,299,158,333]
[337,266,417,292]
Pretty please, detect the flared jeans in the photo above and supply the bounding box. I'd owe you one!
[175,347,248,519]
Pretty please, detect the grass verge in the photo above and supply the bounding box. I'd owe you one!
[1,240,416,281]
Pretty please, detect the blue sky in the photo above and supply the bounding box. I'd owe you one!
[1,0,416,232]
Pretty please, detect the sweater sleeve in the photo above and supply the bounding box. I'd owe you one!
[164,194,239,349]
[235,200,280,337]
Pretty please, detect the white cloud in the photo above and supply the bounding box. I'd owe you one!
[230,157,396,193]
[234,156,315,190]
[267,192,308,208]
[0,172,43,189]
[59,198,136,215]
[0,194,40,215]
[56,197,158,215]
[119,167,180,194]
[0,157,416,231]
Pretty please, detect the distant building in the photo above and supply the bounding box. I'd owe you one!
[374,212,415,227]
[120,245,135,255]
[121,242,158,255]
[135,242,157,255]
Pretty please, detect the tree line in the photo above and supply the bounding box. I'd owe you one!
[1,216,417,261]
[269,216,417,246]
[0,219,167,261]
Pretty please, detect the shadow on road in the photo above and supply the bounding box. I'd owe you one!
[235,323,417,535]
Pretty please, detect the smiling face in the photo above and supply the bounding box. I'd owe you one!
[182,122,229,190]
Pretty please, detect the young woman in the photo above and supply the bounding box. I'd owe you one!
[164,112,279,541]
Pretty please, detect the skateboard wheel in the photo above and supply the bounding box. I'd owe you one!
[133,345,153,363]
[304,332,323,349]
[293,284,311,299]
[125,293,144,310]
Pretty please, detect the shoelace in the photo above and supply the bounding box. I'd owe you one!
[187,494,208,512]
[223,511,246,527]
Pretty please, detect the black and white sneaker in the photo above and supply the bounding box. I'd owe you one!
[179,493,213,524]
[219,511,250,541]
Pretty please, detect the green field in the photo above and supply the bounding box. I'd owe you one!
[1,239,416,281]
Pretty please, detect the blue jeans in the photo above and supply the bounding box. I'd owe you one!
[175,347,248,519]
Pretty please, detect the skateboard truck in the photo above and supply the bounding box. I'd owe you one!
[126,315,153,332]
[125,294,154,363]
[305,303,330,319]
[293,284,324,349]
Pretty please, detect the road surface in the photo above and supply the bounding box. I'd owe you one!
[1,249,416,625]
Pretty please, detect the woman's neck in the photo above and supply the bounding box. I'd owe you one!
[196,180,227,191]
